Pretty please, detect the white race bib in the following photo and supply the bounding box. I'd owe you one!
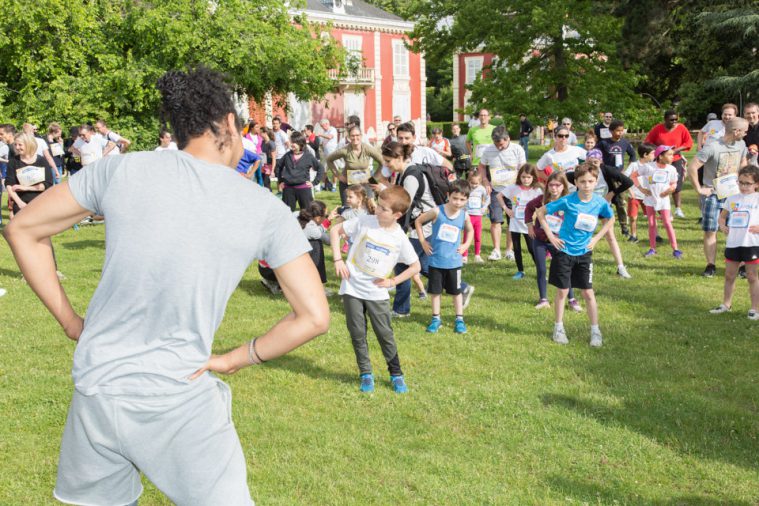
[652,170,669,184]
[475,143,492,158]
[347,168,371,185]
[575,212,598,232]
[614,154,623,168]
[350,234,397,279]
[437,223,460,243]
[468,195,481,210]
[729,210,750,229]
[16,165,45,186]
[50,143,64,157]
[491,167,516,187]
[515,205,526,221]
[545,214,563,233]
[81,152,98,166]
[714,174,740,200]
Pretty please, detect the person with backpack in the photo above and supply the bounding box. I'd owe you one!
[381,142,474,318]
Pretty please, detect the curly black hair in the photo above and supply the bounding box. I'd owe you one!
[156,67,240,150]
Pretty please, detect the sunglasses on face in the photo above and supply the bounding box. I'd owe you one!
[556,134,569,138]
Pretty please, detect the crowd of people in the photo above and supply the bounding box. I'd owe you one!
[1,64,758,503]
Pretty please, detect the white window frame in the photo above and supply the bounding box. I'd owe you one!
[342,34,363,67]
[392,39,409,79]
[465,56,484,85]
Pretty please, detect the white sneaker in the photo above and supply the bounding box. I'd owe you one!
[474,255,484,263]
[462,256,469,264]
[616,265,632,279]
[462,285,475,309]
[552,326,569,345]
[0,288,6,297]
[504,250,515,261]
[674,207,685,218]
[488,250,502,261]
[709,304,731,314]
[535,299,550,310]
[56,271,66,281]
[749,310,759,321]
[590,328,603,348]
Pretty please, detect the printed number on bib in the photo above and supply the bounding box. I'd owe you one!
[50,143,64,157]
[575,213,598,232]
[515,205,526,221]
[350,234,397,278]
[16,165,45,186]
[468,195,481,210]
[652,170,669,184]
[545,215,563,233]
[437,223,460,243]
[729,210,750,229]
[491,167,516,187]
[714,174,740,200]
[347,168,371,185]
[614,154,623,168]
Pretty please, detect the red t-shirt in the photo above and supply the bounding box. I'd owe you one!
[644,124,693,162]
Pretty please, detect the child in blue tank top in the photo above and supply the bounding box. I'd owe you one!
[415,180,474,334]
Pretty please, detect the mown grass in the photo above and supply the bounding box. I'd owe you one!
[1,148,758,505]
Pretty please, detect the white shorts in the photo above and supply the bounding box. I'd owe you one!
[54,375,253,506]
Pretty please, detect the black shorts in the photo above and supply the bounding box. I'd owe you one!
[549,251,593,290]
[428,266,462,295]
[725,246,759,264]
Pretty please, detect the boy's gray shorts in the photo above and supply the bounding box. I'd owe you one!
[53,375,253,506]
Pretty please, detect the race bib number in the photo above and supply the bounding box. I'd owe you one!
[475,143,492,158]
[614,154,623,168]
[468,195,481,210]
[545,214,563,233]
[714,174,739,200]
[599,127,611,139]
[16,165,45,186]
[350,234,397,279]
[728,210,750,228]
[491,167,516,187]
[575,212,598,232]
[347,168,371,185]
[50,143,64,157]
[437,223,460,243]
[652,170,669,184]
[515,205,526,221]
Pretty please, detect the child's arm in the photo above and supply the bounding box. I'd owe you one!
[414,208,439,256]
[458,215,474,254]
[631,170,651,196]
[587,216,615,251]
[660,181,677,198]
[536,206,564,250]
[497,192,514,218]
[329,223,350,279]
[717,209,729,235]
[374,260,421,288]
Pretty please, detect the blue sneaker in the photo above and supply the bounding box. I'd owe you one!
[426,317,442,333]
[512,271,525,280]
[454,319,467,334]
[359,373,375,393]
[391,375,408,394]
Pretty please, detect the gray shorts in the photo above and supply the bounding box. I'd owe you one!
[54,375,253,506]
[488,189,511,224]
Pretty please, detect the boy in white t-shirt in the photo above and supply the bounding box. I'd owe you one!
[330,186,421,393]
[710,165,759,319]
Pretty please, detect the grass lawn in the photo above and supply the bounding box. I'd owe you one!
[1,148,758,505]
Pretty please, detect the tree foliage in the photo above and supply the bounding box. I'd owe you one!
[0,0,342,148]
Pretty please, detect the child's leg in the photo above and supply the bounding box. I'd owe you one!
[645,205,658,249]
[603,229,624,266]
[554,288,569,324]
[511,231,523,271]
[430,294,441,317]
[412,274,426,295]
[659,209,678,250]
[525,233,535,263]
[533,240,549,300]
[453,293,464,316]
[505,227,514,253]
[472,215,483,255]
[627,198,638,237]
[365,299,403,377]
[747,264,759,312]
[580,288,599,326]
[342,295,372,375]
[723,260,741,308]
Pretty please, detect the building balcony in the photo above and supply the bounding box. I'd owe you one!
[328,67,375,88]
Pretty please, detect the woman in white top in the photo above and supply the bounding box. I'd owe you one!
[536,126,587,176]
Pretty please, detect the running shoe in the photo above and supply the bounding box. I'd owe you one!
[0,288,6,298]
[462,285,475,309]
[462,255,468,264]
[535,299,550,310]
[391,311,411,319]
[674,207,685,218]
[709,304,731,314]
[552,326,569,345]
[418,292,427,300]
[512,271,525,280]
[426,317,442,333]
[617,265,632,278]
[749,310,759,321]
[359,373,375,393]
[644,248,656,258]
[504,250,515,261]
[739,265,747,279]
[590,328,603,348]
[474,255,485,263]
[488,250,502,261]
[655,235,664,244]
[673,249,683,259]
[627,235,639,243]
[568,298,583,312]
[454,319,467,334]
[702,264,716,278]
[391,375,408,394]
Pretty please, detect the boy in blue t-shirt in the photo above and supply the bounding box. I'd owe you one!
[536,164,615,347]
[415,180,474,334]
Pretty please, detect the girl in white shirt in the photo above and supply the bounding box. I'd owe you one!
[632,145,682,258]
[463,171,490,263]
[498,164,544,279]
[711,165,759,319]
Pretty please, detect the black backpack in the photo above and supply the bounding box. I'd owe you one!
[397,163,456,231]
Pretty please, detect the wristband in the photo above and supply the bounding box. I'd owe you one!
[248,337,265,365]
[334,258,344,263]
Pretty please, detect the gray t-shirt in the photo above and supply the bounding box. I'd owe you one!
[696,139,748,187]
[68,150,310,396]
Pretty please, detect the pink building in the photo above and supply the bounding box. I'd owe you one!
[248,0,426,143]
[452,51,496,123]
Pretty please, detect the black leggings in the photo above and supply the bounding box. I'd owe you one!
[511,231,534,272]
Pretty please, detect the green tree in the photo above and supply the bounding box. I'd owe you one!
[405,0,647,127]
[0,0,342,148]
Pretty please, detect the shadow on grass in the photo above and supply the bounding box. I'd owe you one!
[0,267,20,277]
[265,353,356,386]
[546,475,752,505]
[60,239,105,250]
